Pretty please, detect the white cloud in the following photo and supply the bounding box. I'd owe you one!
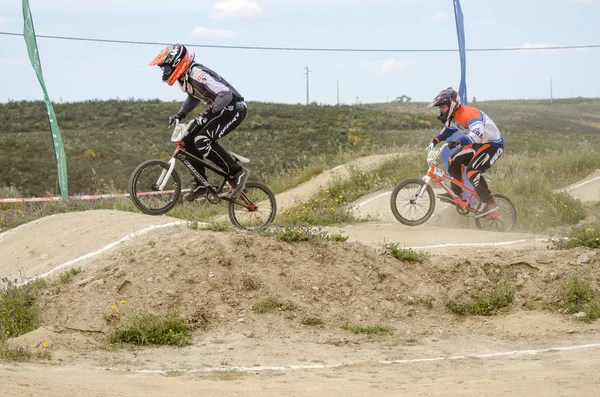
[192,26,235,39]
[517,42,591,53]
[209,0,263,19]
[520,42,557,50]
[424,11,450,21]
[472,19,498,28]
[381,58,411,73]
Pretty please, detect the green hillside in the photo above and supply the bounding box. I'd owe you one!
[1,97,599,198]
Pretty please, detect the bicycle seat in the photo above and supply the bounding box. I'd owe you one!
[229,151,250,164]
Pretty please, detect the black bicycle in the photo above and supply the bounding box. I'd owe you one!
[128,122,276,230]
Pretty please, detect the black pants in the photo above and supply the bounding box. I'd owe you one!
[182,100,247,179]
[448,143,503,204]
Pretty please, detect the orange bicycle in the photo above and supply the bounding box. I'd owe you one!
[390,143,517,232]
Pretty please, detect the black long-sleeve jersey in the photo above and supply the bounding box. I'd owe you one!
[176,63,244,118]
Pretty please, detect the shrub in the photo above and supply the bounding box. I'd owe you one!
[108,313,191,346]
[556,272,600,323]
[446,276,515,316]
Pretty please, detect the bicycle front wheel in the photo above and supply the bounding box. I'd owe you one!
[129,159,181,215]
[390,178,435,226]
[228,181,276,230]
[475,194,517,232]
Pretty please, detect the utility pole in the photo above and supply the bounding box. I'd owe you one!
[337,79,340,106]
[550,77,553,105]
[304,66,312,105]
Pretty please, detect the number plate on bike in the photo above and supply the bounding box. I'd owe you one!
[433,167,445,178]
[171,124,188,142]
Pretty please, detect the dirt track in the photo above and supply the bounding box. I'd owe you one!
[1,160,599,396]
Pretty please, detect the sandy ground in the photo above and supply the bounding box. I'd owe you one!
[1,159,599,396]
[561,169,600,203]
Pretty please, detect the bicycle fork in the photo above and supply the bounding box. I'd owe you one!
[410,176,432,203]
[155,142,186,191]
[157,157,177,191]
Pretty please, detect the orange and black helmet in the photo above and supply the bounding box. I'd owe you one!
[149,44,195,86]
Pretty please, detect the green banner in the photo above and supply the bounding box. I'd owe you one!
[22,0,68,199]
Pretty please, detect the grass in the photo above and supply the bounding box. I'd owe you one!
[277,153,425,227]
[268,163,327,194]
[556,272,600,323]
[0,339,51,361]
[2,98,600,234]
[59,267,82,284]
[0,278,46,338]
[551,224,600,249]
[382,242,428,263]
[263,226,349,243]
[108,313,191,347]
[341,323,393,335]
[484,148,599,231]
[446,275,515,316]
[0,100,427,198]
[407,296,435,309]
[196,221,232,232]
[277,188,356,226]
[0,277,50,362]
[252,297,297,314]
[301,316,324,326]
[242,275,262,291]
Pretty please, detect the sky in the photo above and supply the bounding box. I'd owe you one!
[0,0,599,105]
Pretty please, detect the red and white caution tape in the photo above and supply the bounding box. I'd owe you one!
[0,193,129,203]
[0,190,185,204]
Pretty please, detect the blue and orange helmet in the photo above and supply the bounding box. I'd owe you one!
[427,87,461,125]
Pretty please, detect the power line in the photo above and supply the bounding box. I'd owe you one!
[2,31,599,53]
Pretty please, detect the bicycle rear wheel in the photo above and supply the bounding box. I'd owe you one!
[129,159,181,215]
[474,194,517,232]
[390,178,435,226]
[228,181,276,230]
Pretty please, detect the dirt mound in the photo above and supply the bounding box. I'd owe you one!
[0,210,183,280]
[27,224,599,360]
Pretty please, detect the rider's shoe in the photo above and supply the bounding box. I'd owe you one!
[229,167,249,198]
[183,182,208,202]
[436,192,455,204]
[475,201,499,218]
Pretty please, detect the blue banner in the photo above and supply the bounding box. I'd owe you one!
[453,0,468,105]
[442,0,474,203]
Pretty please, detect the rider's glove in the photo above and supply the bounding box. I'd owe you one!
[447,140,460,149]
[169,114,183,127]
[426,138,439,151]
[195,109,214,127]
[195,114,209,127]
